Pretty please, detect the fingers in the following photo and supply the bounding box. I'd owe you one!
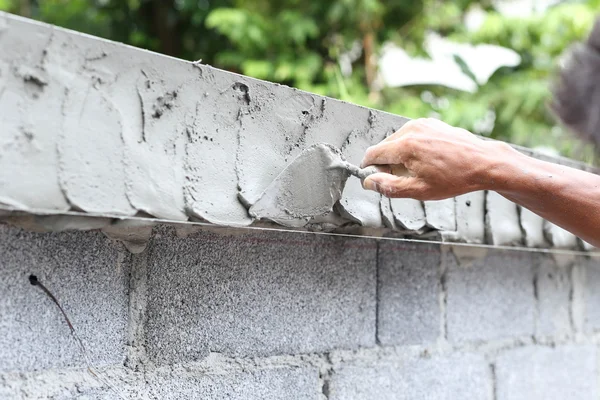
[381,118,423,143]
[381,118,446,143]
[361,119,431,168]
[361,140,409,168]
[362,172,425,198]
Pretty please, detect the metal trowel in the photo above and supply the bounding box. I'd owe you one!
[248,143,408,227]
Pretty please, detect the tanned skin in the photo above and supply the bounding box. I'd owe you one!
[361,118,600,247]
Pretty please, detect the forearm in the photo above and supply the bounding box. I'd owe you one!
[487,143,600,246]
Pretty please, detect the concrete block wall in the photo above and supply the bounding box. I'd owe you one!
[2,223,600,399]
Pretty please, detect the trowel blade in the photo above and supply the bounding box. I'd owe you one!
[248,143,351,227]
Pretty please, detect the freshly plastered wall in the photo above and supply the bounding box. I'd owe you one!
[1,12,600,400]
[0,12,597,249]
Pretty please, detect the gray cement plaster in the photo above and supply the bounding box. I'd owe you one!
[0,12,596,250]
[485,191,523,245]
[249,144,351,227]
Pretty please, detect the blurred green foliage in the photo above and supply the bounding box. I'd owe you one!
[2,0,599,163]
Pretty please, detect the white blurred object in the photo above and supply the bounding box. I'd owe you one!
[377,32,521,93]
[378,42,478,92]
[532,146,561,157]
[492,0,562,18]
[425,32,521,86]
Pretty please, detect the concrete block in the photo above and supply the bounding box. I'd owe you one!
[446,250,535,343]
[377,242,440,345]
[147,367,319,400]
[495,345,598,400]
[328,353,490,400]
[579,257,600,332]
[0,224,129,373]
[145,227,376,364]
[534,255,571,337]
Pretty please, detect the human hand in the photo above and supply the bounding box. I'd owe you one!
[361,118,508,200]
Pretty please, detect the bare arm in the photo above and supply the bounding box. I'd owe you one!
[361,118,600,246]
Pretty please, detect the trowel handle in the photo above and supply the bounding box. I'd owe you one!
[355,164,411,181]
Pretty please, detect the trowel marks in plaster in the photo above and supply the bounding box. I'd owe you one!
[544,221,579,249]
[127,67,188,220]
[184,85,252,226]
[390,198,427,231]
[425,199,456,231]
[0,63,69,212]
[337,110,394,228]
[0,12,595,249]
[236,85,338,208]
[450,192,485,243]
[519,207,548,248]
[485,191,522,245]
[59,82,135,215]
[249,144,350,227]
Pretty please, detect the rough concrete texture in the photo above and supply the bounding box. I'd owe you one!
[0,224,129,372]
[146,367,320,400]
[377,242,440,345]
[144,226,376,364]
[1,224,600,398]
[579,257,600,333]
[0,364,319,400]
[495,345,598,400]
[534,255,572,338]
[446,249,535,342]
[0,12,596,249]
[328,353,491,400]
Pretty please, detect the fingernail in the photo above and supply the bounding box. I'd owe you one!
[363,179,378,192]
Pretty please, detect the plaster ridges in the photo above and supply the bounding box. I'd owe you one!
[519,207,548,248]
[545,222,579,249]
[485,191,523,246]
[0,12,596,251]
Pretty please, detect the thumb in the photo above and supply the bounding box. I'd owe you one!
[362,172,421,198]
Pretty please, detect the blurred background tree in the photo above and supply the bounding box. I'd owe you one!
[2,0,598,163]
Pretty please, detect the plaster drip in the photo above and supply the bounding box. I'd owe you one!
[485,191,523,245]
[380,197,398,230]
[390,198,427,231]
[582,240,597,251]
[0,12,596,250]
[519,207,548,247]
[450,191,485,243]
[424,199,456,231]
[544,221,579,249]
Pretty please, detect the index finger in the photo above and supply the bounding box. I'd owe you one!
[360,139,410,168]
[381,119,420,143]
[384,117,453,142]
